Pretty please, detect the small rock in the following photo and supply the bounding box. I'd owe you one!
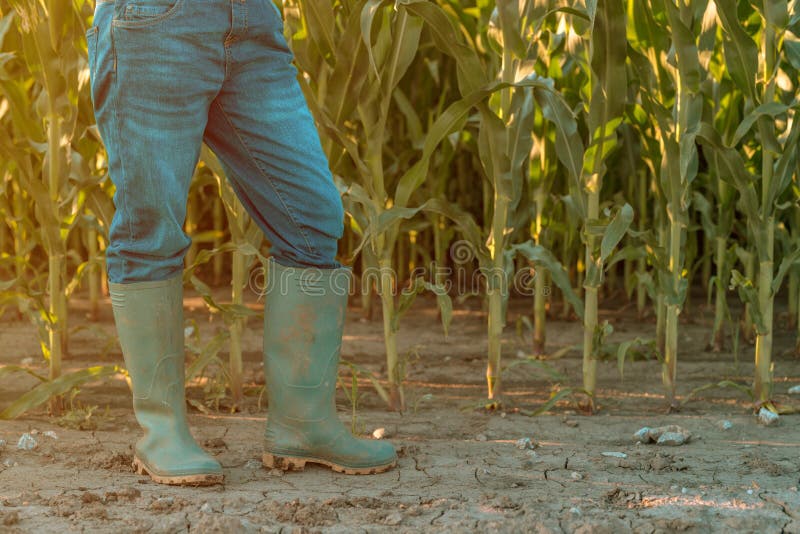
[570,471,583,480]
[43,430,58,440]
[758,408,780,426]
[601,451,627,459]
[569,507,581,515]
[384,512,403,526]
[634,425,691,446]
[516,350,526,359]
[633,427,651,442]
[3,459,17,468]
[475,434,488,442]
[747,489,754,495]
[150,497,174,511]
[0,439,6,449]
[200,502,213,513]
[268,468,284,477]
[563,419,579,428]
[17,433,37,450]
[788,385,800,395]
[372,428,388,440]
[243,459,262,469]
[681,487,688,494]
[184,326,195,338]
[717,420,733,431]
[657,432,688,446]
[21,357,34,366]
[516,437,536,450]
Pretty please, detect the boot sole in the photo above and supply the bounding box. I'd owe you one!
[132,456,224,486]
[262,452,396,475]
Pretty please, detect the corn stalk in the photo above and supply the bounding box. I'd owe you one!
[574,0,631,411]
[702,0,800,408]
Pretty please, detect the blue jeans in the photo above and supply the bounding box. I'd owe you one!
[86,0,344,284]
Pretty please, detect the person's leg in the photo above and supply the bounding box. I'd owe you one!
[202,1,342,269]
[203,1,396,474]
[87,0,227,485]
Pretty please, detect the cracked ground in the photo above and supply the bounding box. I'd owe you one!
[1,292,799,533]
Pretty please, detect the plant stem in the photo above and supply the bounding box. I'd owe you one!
[582,181,600,408]
[230,247,245,408]
[378,258,401,410]
[88,222,99,321]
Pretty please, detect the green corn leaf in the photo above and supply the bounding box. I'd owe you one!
[729,101,789,147]
[512,240,584,320]
[535,88,585,217]
[766,113,800,210]
[771,247,800,295]
[503,358,568,383]
[302,0,337,63]
[522,387,576,416]
[600,203,634,262]
[395,77,554,209]
[715,0,759,101]
[397,0,489,95]
[695,123,761,224]
[186,330,230,381]
[0,366,122,420]
[785,30,800,70]
[729,269,767,333]
[616,337,653,380]
[0,364,47,382]
[663,0,702,93]
[761,0,789,29]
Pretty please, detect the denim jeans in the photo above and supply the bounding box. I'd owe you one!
[85,0,344,284]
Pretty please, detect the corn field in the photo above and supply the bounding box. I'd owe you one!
[1,0,799,420]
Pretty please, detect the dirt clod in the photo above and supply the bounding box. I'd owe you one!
[104,487,141,501]
[204,437,227,449]
[2,511,20,526]
[190,513,246,533]
[605,487,642,507]
[92,451,134,472]
[81,491,101,504]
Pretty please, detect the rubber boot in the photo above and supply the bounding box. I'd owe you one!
[261,261,398,474]
[109,276,224,485]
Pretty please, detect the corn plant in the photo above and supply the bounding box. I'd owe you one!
[1,0,113,412]
[570,0,632,411]
[700,0,800,408]
[391,1,586,401]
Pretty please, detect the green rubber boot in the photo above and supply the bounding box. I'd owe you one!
[261,261,398,475]
[109,276,223,486]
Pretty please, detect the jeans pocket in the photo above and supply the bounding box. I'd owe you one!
[112,0,183,28]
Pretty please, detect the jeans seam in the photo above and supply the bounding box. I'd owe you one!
[111,23,134,278]
[213,100,316,256]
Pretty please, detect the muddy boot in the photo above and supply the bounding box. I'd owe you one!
[109,276,223,485]
[261,261,397,475]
